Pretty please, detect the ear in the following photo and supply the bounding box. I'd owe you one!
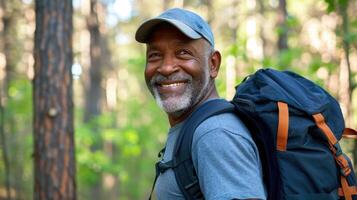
[209,50,221,78]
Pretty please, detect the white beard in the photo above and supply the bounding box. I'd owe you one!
[152,82,193,114]
[151,67,210,115]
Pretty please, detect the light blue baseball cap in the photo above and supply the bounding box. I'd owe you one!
[135,8,215,47]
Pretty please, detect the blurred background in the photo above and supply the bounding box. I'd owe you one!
[0,0,356,199]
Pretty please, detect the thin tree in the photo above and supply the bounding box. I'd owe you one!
[85,0,103,123]
[204,0,214,24]
[0,0,11,198]
[162,0,171,11]
[277,0,288,50]
[257,0,267,57]
[0,0,21,198]
[338,0,353,125]
[84,0,104,198]
[337,0,356,169]
[0,81,11,200]
[33,0,76,199]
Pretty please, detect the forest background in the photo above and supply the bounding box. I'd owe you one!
[0,0,356,199]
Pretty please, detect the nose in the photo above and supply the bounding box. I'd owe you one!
[157,55,179,76]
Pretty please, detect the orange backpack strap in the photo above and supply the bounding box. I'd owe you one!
[338,176,357,200]
[312,113,354,200]
[312,113,338,145]
[277,102,289,151]
[312,113,351,175]
[343,128,357,139]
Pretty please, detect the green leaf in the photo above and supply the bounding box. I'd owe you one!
[102,128,120,142]
[324,0,336,12]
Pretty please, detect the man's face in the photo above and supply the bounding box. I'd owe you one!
[145,25,213,116]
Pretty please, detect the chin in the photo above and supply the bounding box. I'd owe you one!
[155,92,192,115]
[162,98,190,113]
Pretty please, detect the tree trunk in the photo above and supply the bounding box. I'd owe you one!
[0,82,11,200]
[2,0,18,96]
[204,0,214,24]
[85,0,105,199]
[226,0,239,100]
[257,0,267,57]
[0,0,11,198]
[162,0,171,11]
[0,0,23,198]
[33,0,76,199]
[230,0,238,43]
[339,0,353,126]
[85,0,102,123]
[337,0,356,169]
[277,0,288,50]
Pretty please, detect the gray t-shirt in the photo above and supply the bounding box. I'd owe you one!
[155,106,266,200]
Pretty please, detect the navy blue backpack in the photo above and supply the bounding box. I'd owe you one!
[150,68,357,200]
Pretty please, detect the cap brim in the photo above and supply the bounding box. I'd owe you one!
[135,17,201,43]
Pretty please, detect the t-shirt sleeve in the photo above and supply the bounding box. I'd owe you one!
[192,128,266,200]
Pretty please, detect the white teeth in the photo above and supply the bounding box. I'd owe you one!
[161,83,183,87]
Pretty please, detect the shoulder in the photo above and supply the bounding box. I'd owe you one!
[192,112,261,167]
[190,113,266,199]
[193,112,255,146]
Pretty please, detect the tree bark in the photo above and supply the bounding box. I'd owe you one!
[277,0,288,50]
[0,0,21,198]
[0,0,11,198]
[162,0,171,11]
[204,0,214,24]
[339,0,353,126]
[0,83,11,200]
[85,0,104,199]
[257,0,267,57]
[33,0,76,199]
[337,0,356,169]
[84,0,102,123]
[226,0,239,100]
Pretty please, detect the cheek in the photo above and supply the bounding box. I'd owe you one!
[144,64,156,84]
[180,60,201,75]
[182,61,207,80]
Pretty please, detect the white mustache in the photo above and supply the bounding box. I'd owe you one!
[150,74,192,85]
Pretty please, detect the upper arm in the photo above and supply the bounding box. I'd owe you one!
[192,128,266,200]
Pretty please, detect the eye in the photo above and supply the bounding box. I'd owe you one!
[148,52,159,58]
[179,50,187,54]
[147,52,161,61]
[177,49,192,58]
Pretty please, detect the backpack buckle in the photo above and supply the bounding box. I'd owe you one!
[333,143,342,157]
[156,160,174,174]
[332,143,352,176]
[184,179,204,200]
[336,155,352,177]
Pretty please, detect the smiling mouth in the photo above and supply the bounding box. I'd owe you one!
[159,82,185,87]
[154,81,188,96]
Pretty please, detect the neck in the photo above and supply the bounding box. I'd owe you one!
[167,84,219,127]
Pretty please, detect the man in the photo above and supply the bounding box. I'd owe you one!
[135,8,266,200]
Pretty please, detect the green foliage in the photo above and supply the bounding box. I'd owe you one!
[324,0,336,12]
[75,78,168,199]
[324,0,349,12]
[1,0,357,199]
[0,78,33,198]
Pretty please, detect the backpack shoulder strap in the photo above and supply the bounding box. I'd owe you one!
[172,99,235,199]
